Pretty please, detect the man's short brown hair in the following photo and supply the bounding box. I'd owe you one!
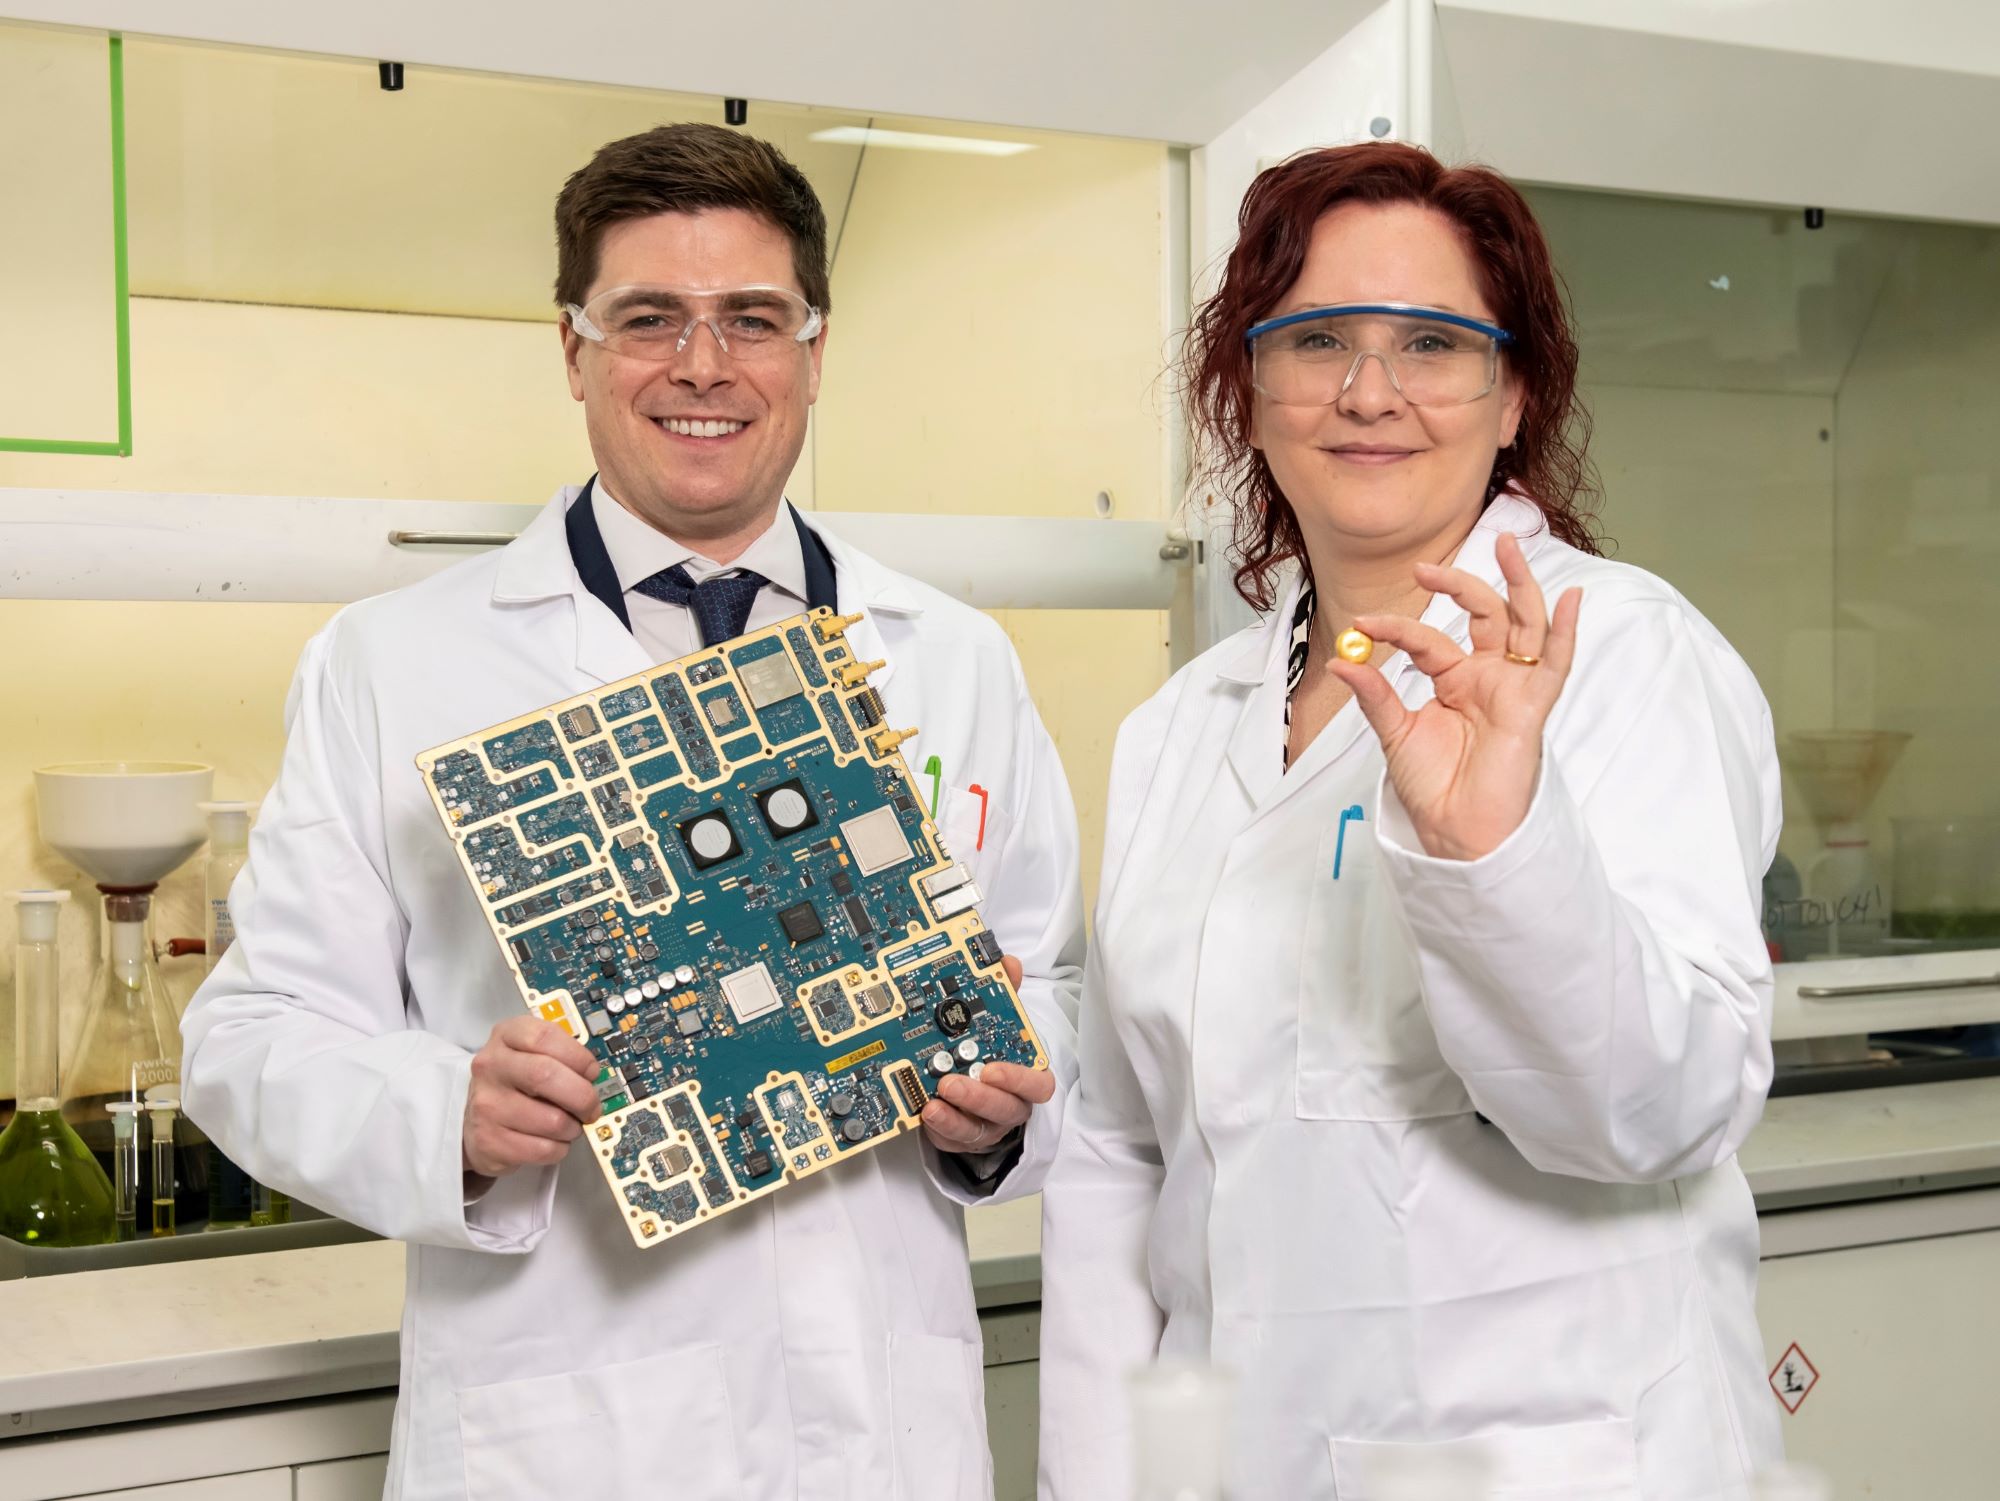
[554,123,831,313]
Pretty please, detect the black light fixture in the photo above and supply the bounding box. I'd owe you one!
[724,97,748,126]
[379,61,405,92]
[1804,206,1825,230]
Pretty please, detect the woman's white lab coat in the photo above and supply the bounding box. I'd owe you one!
[1038,494,1783,1500]
[181,488,1084,1501]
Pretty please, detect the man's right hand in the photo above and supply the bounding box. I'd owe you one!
[463,1016,604,1180]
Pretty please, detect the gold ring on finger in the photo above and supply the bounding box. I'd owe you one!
[1504,650,1541,667]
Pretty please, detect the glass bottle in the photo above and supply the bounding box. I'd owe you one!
[196,802,289,1229]
[60,888,206,1226]
[0,891,116,1246]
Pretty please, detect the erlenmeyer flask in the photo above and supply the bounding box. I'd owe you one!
[60,889,206,1227]
[0,891,115,1246]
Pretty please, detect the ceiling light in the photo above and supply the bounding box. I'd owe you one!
[808,126,1035,157]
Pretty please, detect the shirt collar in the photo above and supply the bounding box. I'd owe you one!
[592,485,810,603]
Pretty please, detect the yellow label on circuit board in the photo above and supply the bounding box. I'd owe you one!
[827,1039,888,1075]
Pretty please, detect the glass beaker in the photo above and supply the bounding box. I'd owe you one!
[60,889,207,1227]
[0,891,115,1246]
[1891,815,2000,943]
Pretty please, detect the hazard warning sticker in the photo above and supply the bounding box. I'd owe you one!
[1769,1342,1820,1414]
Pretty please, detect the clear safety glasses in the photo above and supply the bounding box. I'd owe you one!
[1245,303,1515,408]
[564,284,824,362]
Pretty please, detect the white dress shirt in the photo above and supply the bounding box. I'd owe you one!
[592,485,811,663]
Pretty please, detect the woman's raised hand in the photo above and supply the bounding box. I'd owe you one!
[1327,531,1582,862]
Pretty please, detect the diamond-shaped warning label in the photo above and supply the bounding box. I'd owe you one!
[1769,1342,1820,1414]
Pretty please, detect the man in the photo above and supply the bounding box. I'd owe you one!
[183,123,1083,1501]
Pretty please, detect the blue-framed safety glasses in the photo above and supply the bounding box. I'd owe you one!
[1245,303,1514,407]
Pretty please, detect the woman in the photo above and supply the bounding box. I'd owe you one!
[1039,143,1782,1499]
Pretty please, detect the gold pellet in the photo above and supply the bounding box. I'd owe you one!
[1333,629,1374,665]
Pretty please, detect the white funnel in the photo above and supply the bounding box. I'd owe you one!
[34,761,215,888]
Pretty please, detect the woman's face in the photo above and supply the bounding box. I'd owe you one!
[1249,200,1526,558]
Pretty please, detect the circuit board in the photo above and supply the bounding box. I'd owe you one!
[416,608,1043,1247]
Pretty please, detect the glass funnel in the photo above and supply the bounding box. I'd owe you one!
[0,890,115,1246]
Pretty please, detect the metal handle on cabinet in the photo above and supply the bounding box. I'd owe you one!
[388,530,520,547]
[1795,973,2000,1000]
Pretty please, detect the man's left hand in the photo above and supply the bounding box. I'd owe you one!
[920,955,1052,1156]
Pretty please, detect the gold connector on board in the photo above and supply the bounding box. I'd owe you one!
[815,612,866,642]
[868,726,919,757]
[835,657,887,688]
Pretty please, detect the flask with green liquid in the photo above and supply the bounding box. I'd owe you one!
[0,890,115,1246]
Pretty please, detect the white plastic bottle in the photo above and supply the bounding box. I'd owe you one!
[1753,1463,1834,1500]
[1128,1359,1235,1501]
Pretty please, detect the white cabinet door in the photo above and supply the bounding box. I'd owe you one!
[1759,1227,2000,1498]
[295,1454,390,1501]
[79,1471,291,1500]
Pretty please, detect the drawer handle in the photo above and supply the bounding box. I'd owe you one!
[387,529,519,547]
[1796,973,2000,1000]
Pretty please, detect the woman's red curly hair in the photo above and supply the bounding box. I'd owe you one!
[1184,142,1601,610]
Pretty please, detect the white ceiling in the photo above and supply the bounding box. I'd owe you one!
[0,0,1380,145]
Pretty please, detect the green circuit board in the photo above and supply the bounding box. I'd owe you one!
[417,608,1043,1247]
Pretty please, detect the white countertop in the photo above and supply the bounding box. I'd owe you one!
[8,1082,2000,1438]
[1737,1076,2000,1199]
[0,1194,1044,1436]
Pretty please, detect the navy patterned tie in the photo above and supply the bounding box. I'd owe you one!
[632,565,768,648]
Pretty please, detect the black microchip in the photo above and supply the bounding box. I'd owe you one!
[737,1110,758,1131]
[843,895,872,937]
[892,795,914,813]
[744,1150,773,1178]
[941,975,963,995]
[778,901,825,945]
[677,810,742,870]
[550,944,570,961]
[508,938,533,965]
[936,998,973,1038]
[832,870,854,897]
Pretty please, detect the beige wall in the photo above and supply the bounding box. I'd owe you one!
[815,125,1175,904]
[0,24,119,444]
[0,134,1172,1091]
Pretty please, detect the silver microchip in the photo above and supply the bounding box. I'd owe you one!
[857,982,896,1017]
[703,694,745,732]
[840,805,914,877]
[737,651,804,709]
[721,962,783,1025]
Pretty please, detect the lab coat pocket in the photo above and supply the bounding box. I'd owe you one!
[888,1332,990,1501]
[1294,823,1473,1122]
[937,783,1008,885]
[1330,1417,1640,1499]
[457,1343,744,1501]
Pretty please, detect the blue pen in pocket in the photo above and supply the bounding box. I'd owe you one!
[1332,804,1366,879]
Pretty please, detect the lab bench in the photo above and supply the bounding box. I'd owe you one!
[6,1085,2000,1501]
